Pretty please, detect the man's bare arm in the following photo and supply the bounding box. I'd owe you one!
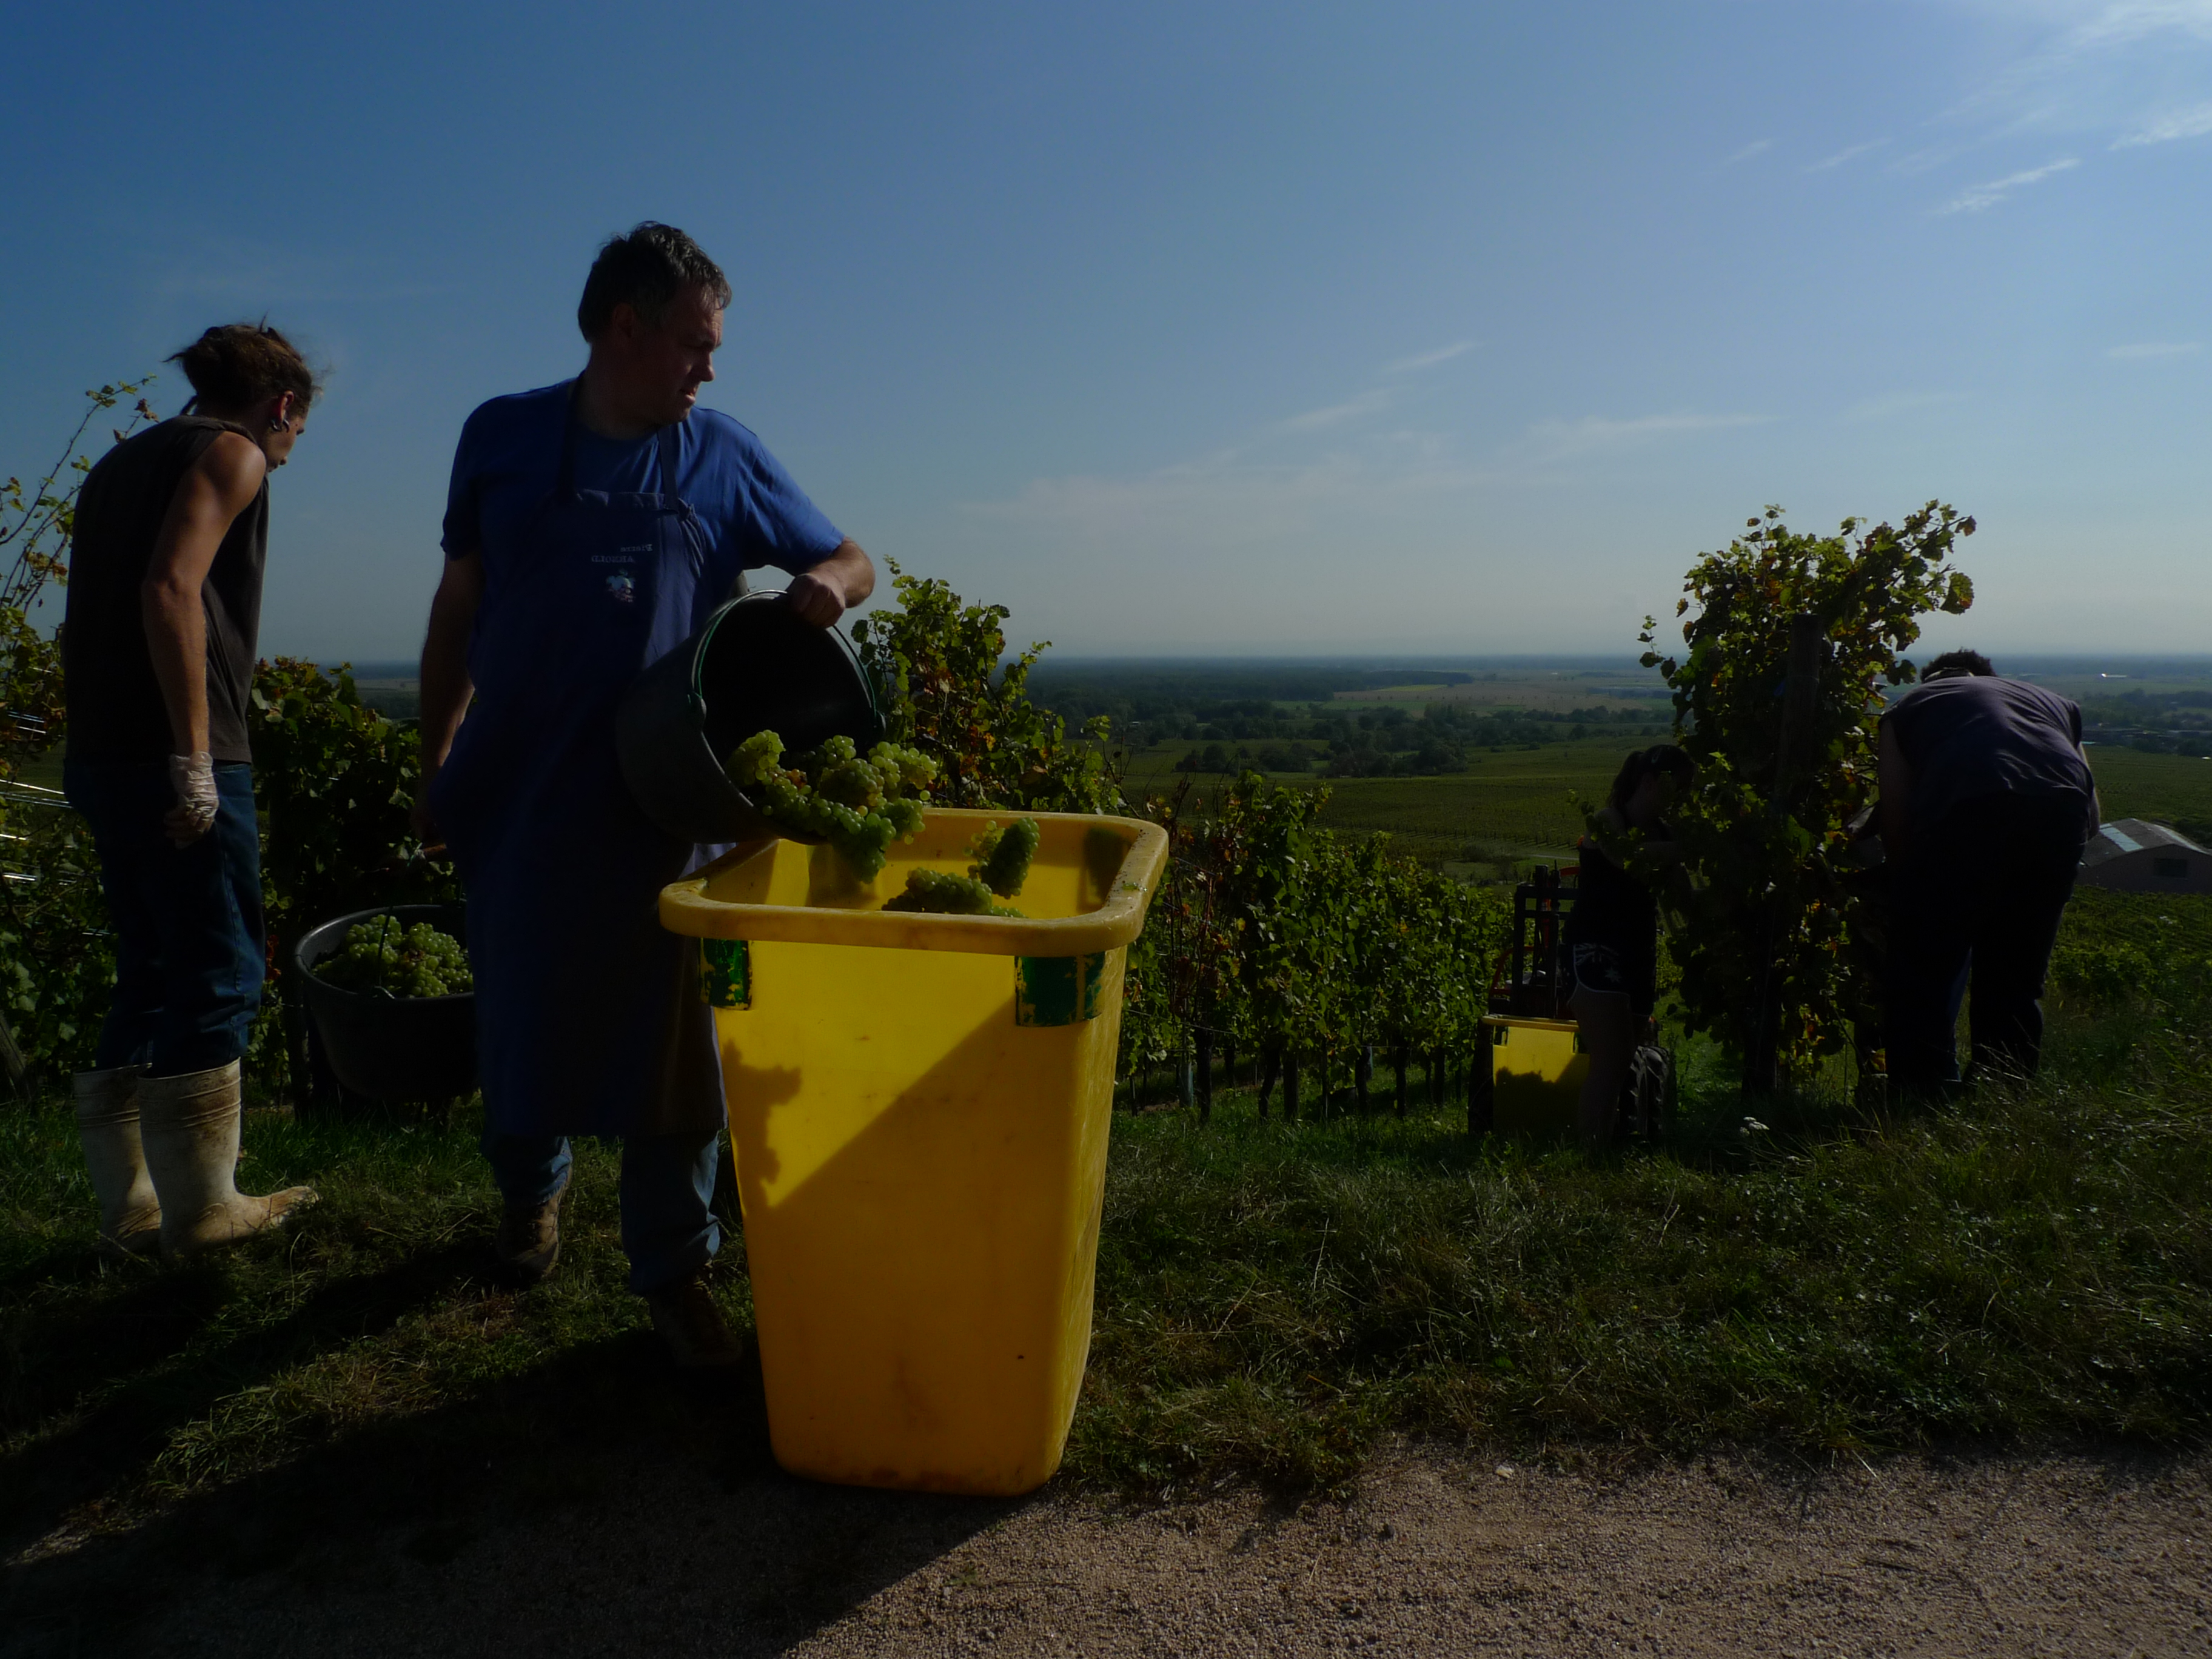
[411,551,486,842]
[784,539,876,628]
[142,433,266,759]
[141,433,267,844]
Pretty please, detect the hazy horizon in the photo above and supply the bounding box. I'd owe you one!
[332,650,2212,682]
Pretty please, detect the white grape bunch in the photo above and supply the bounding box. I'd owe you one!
[316,915,473,997]
[726,731,938,880]
[883,817,1042,916]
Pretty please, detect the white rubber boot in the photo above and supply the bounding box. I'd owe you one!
[138,1061,315,1260]
[72,1065,162,1259]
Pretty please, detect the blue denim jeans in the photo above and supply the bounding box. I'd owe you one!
[64,760,265,1078]
[481,1130,722,1294]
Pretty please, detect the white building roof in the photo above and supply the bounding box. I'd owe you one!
[2082,818,2208,868]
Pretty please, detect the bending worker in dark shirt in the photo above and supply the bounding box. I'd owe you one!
[1879,650,2098,1093]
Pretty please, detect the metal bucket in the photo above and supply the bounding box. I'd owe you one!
[616,589,885,846]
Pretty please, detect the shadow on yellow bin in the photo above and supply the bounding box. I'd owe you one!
[1483,1015,1590,1139]
[659,809,1165,1497]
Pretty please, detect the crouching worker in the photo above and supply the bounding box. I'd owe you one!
[412,224,874,1366]
[1564,745,1694,1155]
[61,324,320,1259]
[1879,650,2097,1094]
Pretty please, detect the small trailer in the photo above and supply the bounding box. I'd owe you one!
[1470,863,1674,1142]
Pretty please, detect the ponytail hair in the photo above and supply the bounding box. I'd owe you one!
[166,321,319,417]
[1608,743,1694,814]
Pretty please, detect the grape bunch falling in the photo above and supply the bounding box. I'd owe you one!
[315,915,474,998]
[726,731,939,880]
[884,817,1042,916]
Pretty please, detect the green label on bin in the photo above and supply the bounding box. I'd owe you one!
[701,938,750,1010]
[1016,952,1105,1027]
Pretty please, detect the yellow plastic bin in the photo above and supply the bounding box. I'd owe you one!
[1483,1014,1588,1137]
[659,808,1166,1496]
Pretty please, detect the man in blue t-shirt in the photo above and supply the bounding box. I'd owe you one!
[1878,650,2099,1093]
[411,224,875,1365]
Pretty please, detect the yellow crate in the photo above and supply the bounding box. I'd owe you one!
[659,809,1165,1496]
[1484,1014,1589,1138]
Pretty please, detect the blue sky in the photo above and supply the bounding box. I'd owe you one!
[2,1,2205,659]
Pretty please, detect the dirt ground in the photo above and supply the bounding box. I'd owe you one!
[6,1446,2204,1657]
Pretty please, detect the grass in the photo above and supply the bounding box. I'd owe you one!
[1079,977,2212,1491]
[4,894,2207,1556]
[0,1110,770,1569]
[3,749,2208,1573]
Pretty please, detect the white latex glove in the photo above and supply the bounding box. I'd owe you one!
[166,751,218,846]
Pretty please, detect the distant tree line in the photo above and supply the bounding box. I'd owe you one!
[1158,697,1672,778]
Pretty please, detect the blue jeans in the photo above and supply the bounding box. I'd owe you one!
[482,1130,722,1294]
[64,760,265,1078]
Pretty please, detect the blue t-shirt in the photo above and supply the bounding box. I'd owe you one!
[440,380,845,577]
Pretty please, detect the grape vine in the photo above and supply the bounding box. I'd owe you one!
[1121,771,1509,1114]
[1640,501,1976,1083]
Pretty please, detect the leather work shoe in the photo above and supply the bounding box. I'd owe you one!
[645,1269,745,1369]
[494,1182,566,1284]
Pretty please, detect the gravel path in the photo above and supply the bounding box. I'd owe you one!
[14,1447,2202,1657]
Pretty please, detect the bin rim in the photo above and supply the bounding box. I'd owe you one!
[659,808,1167,957]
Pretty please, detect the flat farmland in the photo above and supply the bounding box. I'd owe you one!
[1121,738,1637,861]
[1333,667,1667,714]
[2084,745,2212,830]
[1119,741,2212,867]
[1303,748,1625,857]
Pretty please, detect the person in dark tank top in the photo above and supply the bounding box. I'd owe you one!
[60,323,318,1261]
[1877,650,2099,1094]
[1564,744,1694,1153]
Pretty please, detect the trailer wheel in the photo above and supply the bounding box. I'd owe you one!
[1626,1044,1674,1142]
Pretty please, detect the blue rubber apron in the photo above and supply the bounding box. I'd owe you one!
[432,404,729,1139]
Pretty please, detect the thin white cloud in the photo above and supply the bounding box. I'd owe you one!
[1278,389,1390,432]
[1725,138,1774,163]
[970,411,1769,534]
[1381,340,1476,375]
[1808,139,1888,171]
[1943,2,2212,142]
[1934,156,2080,212]
[2105,340,2202,358]
[2065,1,2212,50]
[1517,411,1770,462]
[1842,390,1971,421]
[2112,101,2212,144]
